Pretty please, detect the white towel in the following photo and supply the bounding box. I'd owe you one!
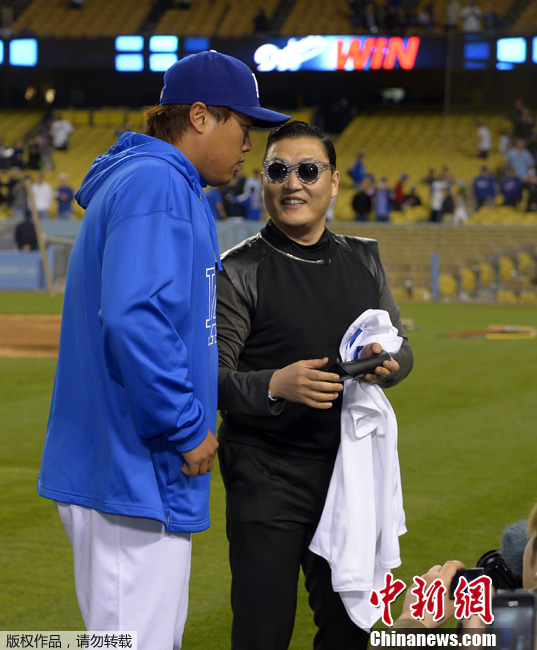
[309,309,406,631]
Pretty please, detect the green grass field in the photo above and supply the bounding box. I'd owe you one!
[1,293,536,646]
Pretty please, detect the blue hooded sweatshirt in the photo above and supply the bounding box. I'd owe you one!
[38,133,221,533]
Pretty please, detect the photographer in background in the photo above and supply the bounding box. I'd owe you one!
[393,500,537,629]
[524,502,537,591]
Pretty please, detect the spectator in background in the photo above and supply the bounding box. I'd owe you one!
[347,0,364,28]
[417,1,438,34]
[0,0,14,38]
[499,126,511,155]
[445,0,460,31]
[459,0,483,32]
[26,137,42,170]
[205,186,227,220]
[500,168,523,207]
[483,4,501,31]
[472,165,496,209]
[31,172,53,219]
[363,1,380,32]
[352,177,373,221]
[8,169,29,221]
[453,186,469,225]
[516,106,535,143]
[54,173,74,220]
[11,138,25,168]
[15,209,38,251]
[49,113,74,150]
[439,185,455,221]
[505,138,535,179]
[404,185,422,208]
[36,131,54,171]
[347,151,367,189]
[240,186,264,221]
[421,167,436,187]
[243,168,262,196]
[527,131,537,160]
[392,173,409,210]
[0,135,10,170]
[253,7,269,33]
[509,96,527,137]
[374,177,392,222]
[6,166,20,207]
[475,120,492,159]
[241,168,264,220]
[525,169,537,212]
[440,165,455,184]
[221,174,246,220]
[429,171,450,222]
[384,5,399,33]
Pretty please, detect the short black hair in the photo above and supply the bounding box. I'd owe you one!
[264,121,337,168]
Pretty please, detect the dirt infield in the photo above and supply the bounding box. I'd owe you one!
[0,314,61,357]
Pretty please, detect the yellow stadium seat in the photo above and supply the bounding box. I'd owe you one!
[496,290,518,304]
[438,273,457,298]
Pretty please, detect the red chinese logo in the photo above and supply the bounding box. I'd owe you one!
[410,576,446,622]
[370,573,494,626]
[369,573,407,626]
[453,575,493,625]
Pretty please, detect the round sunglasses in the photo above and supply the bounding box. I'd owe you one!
[263,159,334,185]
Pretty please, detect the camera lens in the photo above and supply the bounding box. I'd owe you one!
[476,549,522,590]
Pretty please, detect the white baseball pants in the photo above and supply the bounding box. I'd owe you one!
[56,502,192,649]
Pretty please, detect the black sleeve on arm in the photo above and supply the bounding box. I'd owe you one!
[217,269,284,416]
[376,257,413,388]
[341,235,413,389]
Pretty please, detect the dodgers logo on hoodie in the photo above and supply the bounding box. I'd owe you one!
[206,266,217,346]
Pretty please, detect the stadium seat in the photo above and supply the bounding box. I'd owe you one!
[519,290,537,305]
[13,0,154,38]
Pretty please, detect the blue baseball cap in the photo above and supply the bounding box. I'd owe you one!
[159,50,290,128]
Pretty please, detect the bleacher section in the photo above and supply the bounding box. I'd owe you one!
[12,0,537,39]
[413,0,512,31]
[1,106,536,302]
[279,0,356,37]
[334,108,529,224]
[154,0,280,39]
[12,0,154,38]
[334,222,537,303]
[0,109,46,146]
[511,2,537,33]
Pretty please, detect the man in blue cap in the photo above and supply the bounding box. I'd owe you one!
[37,51,289,649]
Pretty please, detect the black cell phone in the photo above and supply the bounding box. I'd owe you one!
[490,590,536,650]
[328,351,391,381]
[449,567,485,600]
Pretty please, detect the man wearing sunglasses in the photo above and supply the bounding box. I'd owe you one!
[216,121,413,650]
